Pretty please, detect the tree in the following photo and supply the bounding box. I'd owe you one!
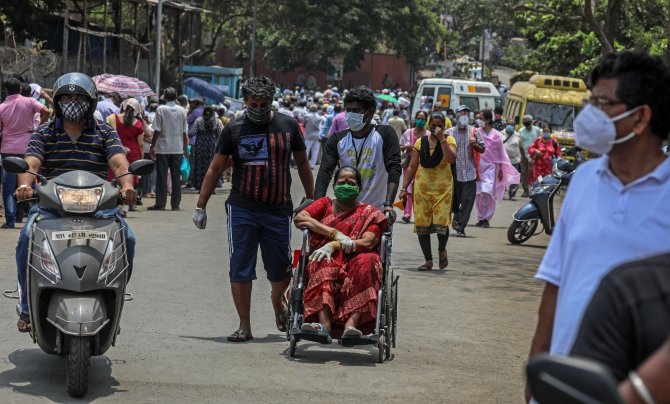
[0,0,65,42]
[203,0,445,73]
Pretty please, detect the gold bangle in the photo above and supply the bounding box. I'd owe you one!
[330,241,341,250]
[328,228,339,240]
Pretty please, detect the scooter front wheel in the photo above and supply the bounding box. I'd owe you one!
[66,336,91,398]
[507,219,539,245]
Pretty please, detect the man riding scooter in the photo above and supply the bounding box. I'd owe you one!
[14,72,137,333]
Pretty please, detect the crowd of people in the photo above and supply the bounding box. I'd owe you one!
[3,49,670,403]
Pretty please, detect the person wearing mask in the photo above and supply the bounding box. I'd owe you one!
[14,72,136,332]
[315,87,402,220]
[192,75,314,343]
[473,110,520,228]
[447,105,485,237]
[502,119,524,200]
[525,50,670,403]
[528,124,562,182]
[492,106,506,132]
[148,87,189,211]
[106,98,149,213]
[519,115,541,196]
[319,105,337,163]
[303,103,323,169]
[399,113,457,270]
[0,78,52,228]
[388,109,408,139]
[399,110,429,223]
[189,105,223,192]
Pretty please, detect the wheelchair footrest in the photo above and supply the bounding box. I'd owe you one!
[340,334,378,347]
[292,331,332,345]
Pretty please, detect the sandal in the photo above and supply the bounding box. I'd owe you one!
[300,323,332,344]
[17,313,31,333]
[417,261,433,271]
[227,329,253,342]
[439,250,449,269]
[342,327,362,337]
[275,308,287,332]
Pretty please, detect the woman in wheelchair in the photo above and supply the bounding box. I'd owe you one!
[293,166,389,342]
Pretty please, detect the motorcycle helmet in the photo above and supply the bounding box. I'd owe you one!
[52,72,98,120]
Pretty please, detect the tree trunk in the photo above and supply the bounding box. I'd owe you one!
[604,0,623,47]
[583,0,615,54]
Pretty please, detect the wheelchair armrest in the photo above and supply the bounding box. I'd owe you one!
[293,198,314,215]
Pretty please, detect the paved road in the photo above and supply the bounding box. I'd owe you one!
[0,169,552,403]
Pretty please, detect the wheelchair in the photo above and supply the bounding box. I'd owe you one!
[285,218,398,363]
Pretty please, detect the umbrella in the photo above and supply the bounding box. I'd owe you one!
[92,74,155,98]
[375,93,399,105]
[183,77,226,103]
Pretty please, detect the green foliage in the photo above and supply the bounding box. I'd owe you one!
[204,0,444,72]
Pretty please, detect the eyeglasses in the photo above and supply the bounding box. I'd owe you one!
[60,94,88,103]
[587,96,626,110]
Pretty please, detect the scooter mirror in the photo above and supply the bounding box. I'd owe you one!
[128,159,154,176]
[526,354,623,404]
[2,156,29,174]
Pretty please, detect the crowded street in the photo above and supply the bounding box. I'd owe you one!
[0,173,551,402]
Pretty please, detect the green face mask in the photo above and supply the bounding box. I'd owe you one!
[334,183,359,202]
[415,118,427,128]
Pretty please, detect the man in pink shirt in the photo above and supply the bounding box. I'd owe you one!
[327,107,348,137]
[0,78,51,228]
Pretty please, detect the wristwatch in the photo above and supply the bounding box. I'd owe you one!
[383,201,392,207]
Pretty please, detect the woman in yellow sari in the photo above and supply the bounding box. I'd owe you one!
[399,113,457,270]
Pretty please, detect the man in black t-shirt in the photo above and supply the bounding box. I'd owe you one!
[193,76,314,342]
[571,252,670,382]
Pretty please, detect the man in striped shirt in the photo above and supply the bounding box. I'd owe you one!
[14,73,136,333]
[194,75,314,342]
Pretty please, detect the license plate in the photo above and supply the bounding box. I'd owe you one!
[51,231,108,241]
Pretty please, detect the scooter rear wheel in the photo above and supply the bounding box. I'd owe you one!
[66,336,91,398]
[507,219,539,245]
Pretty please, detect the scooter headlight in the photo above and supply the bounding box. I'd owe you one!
[40,239,60,280]
[530,183,554,196]
[56,186,103,213]
[98,239,117,281]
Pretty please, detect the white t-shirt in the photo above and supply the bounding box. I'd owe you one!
[337,129,388,209]
[536,155,670,355]
[152,102,188,154]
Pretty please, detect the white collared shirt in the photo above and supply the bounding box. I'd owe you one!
[536,155,670,355]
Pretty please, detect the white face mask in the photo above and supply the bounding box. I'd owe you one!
[346,111,368,132]
[458,115,469,127]
[476,119,485,128]
[574,104,641,155]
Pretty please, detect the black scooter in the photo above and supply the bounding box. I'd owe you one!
[507,148,585,245]
[526,354,623,404]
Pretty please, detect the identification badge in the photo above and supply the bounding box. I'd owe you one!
[51,231,108,241]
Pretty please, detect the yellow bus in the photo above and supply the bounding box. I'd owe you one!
[503,74,591,157]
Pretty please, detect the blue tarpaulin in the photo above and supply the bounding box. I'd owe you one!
[183,77,227,103]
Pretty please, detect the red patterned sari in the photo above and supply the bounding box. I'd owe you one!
[302,197,388,335]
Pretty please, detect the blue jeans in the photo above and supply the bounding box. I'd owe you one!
[16,205,136,315]
[2,153,22,226]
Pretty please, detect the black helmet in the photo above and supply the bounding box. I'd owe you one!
[52,72,98,119]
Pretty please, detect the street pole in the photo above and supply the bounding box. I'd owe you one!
[249,0,257,78]
[155,0,163,95]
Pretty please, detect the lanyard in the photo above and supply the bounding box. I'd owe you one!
[351,127,374,168]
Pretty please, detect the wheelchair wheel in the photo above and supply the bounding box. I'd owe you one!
[377,331,386,364]
[289,334,297,357]
[392,277,398,349]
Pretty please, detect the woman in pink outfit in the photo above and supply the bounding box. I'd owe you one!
[474,110,520,228]
[399,110,429,223]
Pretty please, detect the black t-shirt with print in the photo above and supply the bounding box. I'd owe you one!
[571,252,670,381]
[216,112,306,214]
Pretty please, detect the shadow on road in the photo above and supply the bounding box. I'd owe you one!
[180,334,285,344]
[0,348,124,403]
[282,343,383,366]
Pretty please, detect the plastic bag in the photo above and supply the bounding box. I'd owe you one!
[180,157,191,181]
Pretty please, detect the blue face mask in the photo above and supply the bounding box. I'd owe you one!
[542,131,552,139]
[346,111,368,131]
[506,125,514,133]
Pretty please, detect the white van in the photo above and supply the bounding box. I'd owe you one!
[411,78,502,118]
